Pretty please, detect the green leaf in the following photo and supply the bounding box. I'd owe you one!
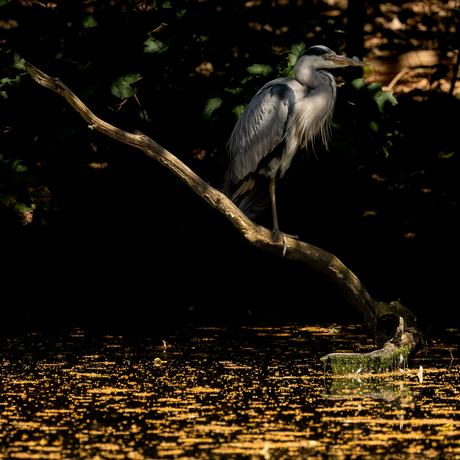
[368,83,398,112]
[0,77,16,87]
[110,74,143,99]
[233,104,246,119]
[10,52,25,71]
[0,195,15,206]
[143,37,169,54]
[176,9,187,20]
[286,42,307,71]
[351,78,366,90]
[139,110,151,122]
[11,158,28,173]
[247,64,274,76]
[82,14,98,29]
[290,42,307,59]
[224,87,242,95]
[202,97,222,120]
[14,202,33,213]
[369,121,379,132]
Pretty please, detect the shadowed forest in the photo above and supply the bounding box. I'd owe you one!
[1,0,459,335]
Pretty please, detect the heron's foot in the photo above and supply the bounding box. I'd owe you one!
[272,228,298,257]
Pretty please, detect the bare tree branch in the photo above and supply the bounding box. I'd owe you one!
[25,62,426,372]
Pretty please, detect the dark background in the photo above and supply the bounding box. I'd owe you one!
[1,0,459,336]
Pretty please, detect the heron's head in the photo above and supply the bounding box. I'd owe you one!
[296,45,368,71]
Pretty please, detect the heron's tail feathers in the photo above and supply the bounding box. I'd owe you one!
[223,175,271,220]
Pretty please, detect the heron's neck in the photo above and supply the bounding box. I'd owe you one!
[291,68,337,150]
[295,67,335,91]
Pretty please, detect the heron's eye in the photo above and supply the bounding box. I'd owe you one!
[322,54,328,59]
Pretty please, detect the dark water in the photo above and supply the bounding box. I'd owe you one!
[1,325,459,459]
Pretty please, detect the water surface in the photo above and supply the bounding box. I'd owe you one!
[1,325,459,459]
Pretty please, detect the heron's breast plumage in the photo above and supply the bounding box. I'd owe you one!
[291,74,336,150]
[269,74,336,177]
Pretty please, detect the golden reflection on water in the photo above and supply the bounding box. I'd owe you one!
[0,326,459,459]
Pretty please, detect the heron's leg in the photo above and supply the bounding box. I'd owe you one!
[269,177,280,235]
[269,177,298,256]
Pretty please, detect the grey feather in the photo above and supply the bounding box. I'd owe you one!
[225,79,295,187]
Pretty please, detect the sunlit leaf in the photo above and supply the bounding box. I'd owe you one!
[233,104,246,119]
[286,42,307,71]
[143,36,169,54]
[368,82,398,112]
[224,87,242,95]
[290,42,307,59]
[351,78,366,91]
[110,74,143,99]
[82,14,98,29]
[246,64,274,76]
[10,52,25,71]
[14,202,33,213]
[202,97,222,120]
[438,151,455,159]
[176,9,187,20]
[369,121,379,132]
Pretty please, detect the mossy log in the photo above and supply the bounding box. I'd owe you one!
[321,316,424,374]
[24,63,427,372]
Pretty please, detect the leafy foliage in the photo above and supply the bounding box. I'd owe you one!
[1,0,456,233]
[332,78,399,158]
[0,155,33,215]
[0,52,26,100]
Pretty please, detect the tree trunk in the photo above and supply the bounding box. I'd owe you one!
[24,62,427,373]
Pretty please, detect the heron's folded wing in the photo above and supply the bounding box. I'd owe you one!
[226,81,295,186]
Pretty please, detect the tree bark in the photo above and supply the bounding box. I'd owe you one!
[24,62,426,372]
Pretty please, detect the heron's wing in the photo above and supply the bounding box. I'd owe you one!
[225,80,295,189]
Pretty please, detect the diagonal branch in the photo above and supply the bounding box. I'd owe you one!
[25,62,426,371]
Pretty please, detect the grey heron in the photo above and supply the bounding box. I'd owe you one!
[223,45,367,255]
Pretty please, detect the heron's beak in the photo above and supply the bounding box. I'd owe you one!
[325,54,368,67]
